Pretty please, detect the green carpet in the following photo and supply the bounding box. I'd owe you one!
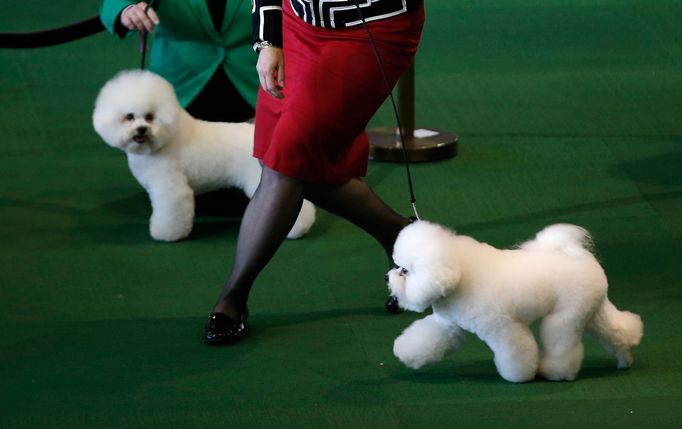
[1,1,681,428]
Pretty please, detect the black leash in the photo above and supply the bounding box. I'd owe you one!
[351,0,421,220]
[139,0,157,69]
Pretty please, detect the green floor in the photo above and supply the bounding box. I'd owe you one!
[1,1,681,428]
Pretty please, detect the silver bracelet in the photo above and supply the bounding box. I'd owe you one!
[253,41,274,53]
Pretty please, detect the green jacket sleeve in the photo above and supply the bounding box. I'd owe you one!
[99,0,135,37]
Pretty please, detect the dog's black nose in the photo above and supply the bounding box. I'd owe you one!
[137,126,147,135]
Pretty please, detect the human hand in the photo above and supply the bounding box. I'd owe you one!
[256,47,284,99]
[120,2,160,33]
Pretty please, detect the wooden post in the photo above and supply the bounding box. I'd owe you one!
[398,64,415,146]
[368,63,458,162]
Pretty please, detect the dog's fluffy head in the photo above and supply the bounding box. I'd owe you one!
[92,70,181,155]
[387,221,462,312]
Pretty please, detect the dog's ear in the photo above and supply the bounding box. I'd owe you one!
[413,253,461,291]
[92,88,127,150]
[424,256,462,293]
[153,76,182,128]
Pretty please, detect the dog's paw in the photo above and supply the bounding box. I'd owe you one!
[393,315,461,369]
[394,333,432,369]
[538,357,579,381]
[150,220,191,242]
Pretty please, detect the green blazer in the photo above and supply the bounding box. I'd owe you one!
[100,0,258,108]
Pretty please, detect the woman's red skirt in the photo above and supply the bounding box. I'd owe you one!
[254,2,425,183]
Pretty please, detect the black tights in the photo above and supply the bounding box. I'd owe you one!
[212,166,410,318]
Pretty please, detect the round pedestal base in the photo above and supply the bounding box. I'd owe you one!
[368,127,458,163]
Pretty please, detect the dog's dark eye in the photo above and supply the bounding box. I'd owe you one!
[145,113,154,122]
[124,113,134,121]
[400,267,409,276]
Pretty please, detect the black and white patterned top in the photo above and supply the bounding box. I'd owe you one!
[252,0,423,50]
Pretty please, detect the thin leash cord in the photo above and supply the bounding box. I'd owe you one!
[139,0,157,69]
[351,1,421,220]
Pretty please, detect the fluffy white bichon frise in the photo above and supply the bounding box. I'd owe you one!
[387,221,643,382]
[92,70,315,241]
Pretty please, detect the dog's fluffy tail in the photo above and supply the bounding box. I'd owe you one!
[587,298,643,369]
[520,224,594,257]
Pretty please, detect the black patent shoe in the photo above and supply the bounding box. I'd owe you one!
[204,310,249,345]
[385,295,401,314]
[384,273,402,314]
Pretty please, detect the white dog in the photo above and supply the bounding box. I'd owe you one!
[387,221,643,382]
[92,70,315,241]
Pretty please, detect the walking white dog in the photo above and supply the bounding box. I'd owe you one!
[387,221,643,382]
[92,70,315,241]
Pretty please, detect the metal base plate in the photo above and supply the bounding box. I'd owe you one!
[368,127,459,163]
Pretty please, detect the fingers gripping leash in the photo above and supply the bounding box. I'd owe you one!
[351,0,421,221]
[139,0,157,69]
